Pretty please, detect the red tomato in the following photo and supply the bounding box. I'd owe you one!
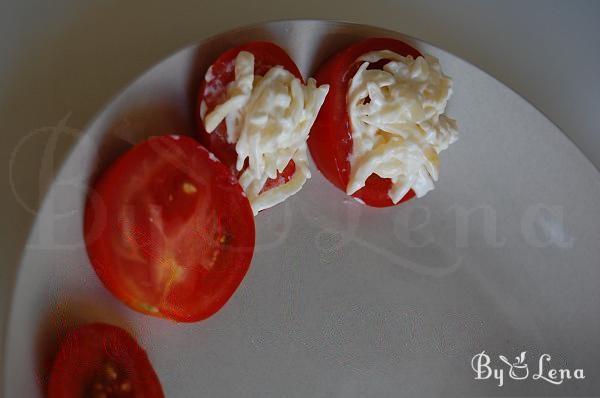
[84,135,255,322]
[196,41,303,193]
[47,323,163,398]
[307,38,423,207]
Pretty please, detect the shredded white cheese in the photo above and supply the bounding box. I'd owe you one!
[202,51,329,214]
[346,50,458,202]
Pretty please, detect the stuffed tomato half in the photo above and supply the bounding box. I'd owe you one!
[197,41,329,214]
[308,38,458,207]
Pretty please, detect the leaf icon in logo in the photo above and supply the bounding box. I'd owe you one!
[499,352,529,381]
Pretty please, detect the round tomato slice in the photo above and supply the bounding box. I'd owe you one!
[307,38,423,207]
[84,135,255,322]
[196,41,303,192]
[47,323,163,398]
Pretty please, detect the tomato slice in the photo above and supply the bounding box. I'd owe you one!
[47,323,163,398]
[196,41,303,192]
[84,135,255,322]
[307,38,422,207]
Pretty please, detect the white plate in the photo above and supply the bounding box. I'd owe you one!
[3,20,600,397]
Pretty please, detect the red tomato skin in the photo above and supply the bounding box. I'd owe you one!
[47,323,163,398]
[308,38,422,207]
[196,41,303,191]
[84,136,255,322]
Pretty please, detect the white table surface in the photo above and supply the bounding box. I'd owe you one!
[1,0,599,382]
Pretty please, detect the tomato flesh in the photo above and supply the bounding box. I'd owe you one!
[47,323,163,398]
[84,135,255,322]
[307,38,422,207]
[196,41,303,192]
